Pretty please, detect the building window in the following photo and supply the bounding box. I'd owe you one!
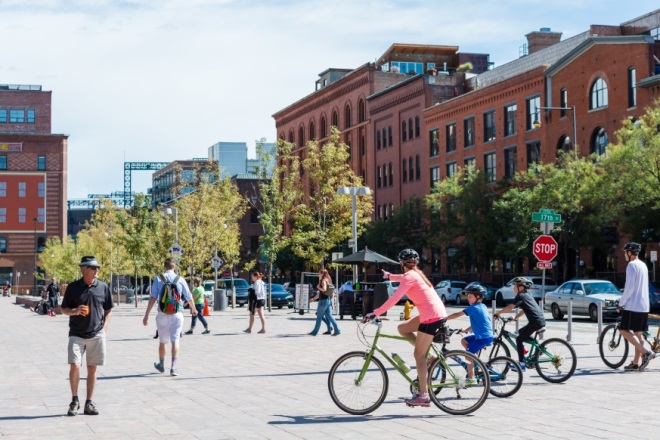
[388,126,393,146]
[9,109,24,123]
[504,104,517,137]
[27,109,35,123]
[0,109,6,123]
[484,111,496,142]
[377,131,381,149]
[408,117,413,140]
[358,99,366,122]
[628,67,637,108]
[464,117,475,147]
[38,207,45,223]
[38,182,45,197]
[383,165,388,188]
[0,209,5,223]
[527,141,541,167]
[288,130,294,144]
[298,126,304,148]
[504,147,517,179]
[464,157,475,169]
[0,236,6,251]
[415,116,420,138]
[526,96,540,130]
[388,162,393,186]
[0,182,6,197]
[377,205,382,219]
[382,128,387,148]
[446,162,457,178]
[309,121,315,140]
[18,207,26,223]
[559,89,567,117]
[429,128,439,157]
[402,121,407,142]
[430,166,440,189]
[0,155,6,170]
[38,155,46,171]
[320,116,327,138]
[484,153,496,182]
[446,123,456,152]
[591,128,608,155]
[415,155,421,180]
[391,61,424,74]
[377,166,382,188]
[345,105,351,128]
[402,159,408,182]
[409,156,414,182]
[590,78,608,110]
[18,182,26,197]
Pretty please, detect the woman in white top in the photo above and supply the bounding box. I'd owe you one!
[245,272,266,334]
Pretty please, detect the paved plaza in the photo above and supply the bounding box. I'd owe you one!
[1,295,659,439]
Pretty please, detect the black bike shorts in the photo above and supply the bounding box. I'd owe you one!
[418,318,447,336]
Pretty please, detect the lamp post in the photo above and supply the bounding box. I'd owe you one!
[533,105,577,159]
[163,207,183,264]
[337,186,372,284]
[248,194,271,312]
[33,217,38,296]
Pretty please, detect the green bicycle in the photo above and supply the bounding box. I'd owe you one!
[327,317,490,415]
[487,316,577,383]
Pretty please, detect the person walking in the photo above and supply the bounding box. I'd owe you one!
[617,242,654,371]
[143,258,196,376]
[245,272,266,334]
[60,256,113,416]
[45,278,60,316]
[338,280,356,320]
[185,277,210,335]
[308,269,340,336]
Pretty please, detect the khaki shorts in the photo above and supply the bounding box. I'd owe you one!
[68,331,106,366]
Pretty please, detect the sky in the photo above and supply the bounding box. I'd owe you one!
[1,0,658,199]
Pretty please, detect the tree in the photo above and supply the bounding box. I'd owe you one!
[287,129,373,269]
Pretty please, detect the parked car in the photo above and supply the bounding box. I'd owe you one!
[649,281,660,310]
[217,278,251,306]
[434,280,468,304]
[456,281,500,305]
[495,276,558,306]
[265,283,294,309]
[381,280,406,303]
[544,279,621,322]
[203,280,215,307]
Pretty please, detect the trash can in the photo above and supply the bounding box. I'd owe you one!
[373,283,390,316]
[214,289,228,311]
[361,290,374,316]
[126,288,135,304]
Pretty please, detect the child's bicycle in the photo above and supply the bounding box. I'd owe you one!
[327,317,490,415]
[487,316,577,383]
[437,328,523,398]
[598,312,660,369]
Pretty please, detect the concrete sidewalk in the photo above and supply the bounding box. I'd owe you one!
[1,295,659,439]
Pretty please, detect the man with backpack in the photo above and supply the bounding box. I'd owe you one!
[142,258,197,376]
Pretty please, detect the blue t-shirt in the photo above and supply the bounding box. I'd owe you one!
[463,303,493,340]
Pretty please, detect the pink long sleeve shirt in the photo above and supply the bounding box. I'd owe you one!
[373,271,447,324]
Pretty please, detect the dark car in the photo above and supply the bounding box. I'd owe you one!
[217,278,250,306]
[649,281,660,310]
[265,283,294,309]
[456,281,501,305]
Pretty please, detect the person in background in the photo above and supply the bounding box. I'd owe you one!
[308,269,340,336]
[245,272,266,334]
[338,280,356,320]
[185,278,210,335]
[45,278,60,316]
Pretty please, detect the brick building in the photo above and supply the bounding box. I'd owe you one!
[0,84,68,294]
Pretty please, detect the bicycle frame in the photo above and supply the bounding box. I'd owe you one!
[492,320,554,367]
[616,313,660,352]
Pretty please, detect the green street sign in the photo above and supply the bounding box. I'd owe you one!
[532,209,562,223]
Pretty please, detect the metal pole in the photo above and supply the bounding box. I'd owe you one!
[567,298,573,342]
[571,105,577,160]
[597,301,603,343]
[352,192,358,284]
[33,218,38,296]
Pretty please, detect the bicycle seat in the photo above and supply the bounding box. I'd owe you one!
[533,328,546,338]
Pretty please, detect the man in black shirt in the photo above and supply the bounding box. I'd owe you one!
[60,256,113,416]
[45,278,60,316]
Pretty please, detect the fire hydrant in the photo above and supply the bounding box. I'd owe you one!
[403,300,415,320]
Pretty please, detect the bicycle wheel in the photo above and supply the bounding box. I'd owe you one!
[328,351,389,415]
[486,340,511,360]
[599,324,629,369]
[534,338,577,383]
[428,350,490,415]
[486,356,523,398]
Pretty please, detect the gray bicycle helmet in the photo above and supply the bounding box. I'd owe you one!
[512,276,533,289]
[622,242,642,254]
[398,248,419,267]
[464,285,486,298]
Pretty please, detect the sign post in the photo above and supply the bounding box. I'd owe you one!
[531,209,561,307]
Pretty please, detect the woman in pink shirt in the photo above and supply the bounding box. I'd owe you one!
[367,248,447,407]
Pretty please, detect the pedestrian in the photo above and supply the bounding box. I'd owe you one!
[185,277,210,335]
[308,269,340,336]
[338,280,356,320]
[142,258,196,376]
[494,277,546,371]
[245,272,266,334]
[2,280,10,297]
[365,249,447,408]
[617,242,654,371]
[45,277,60,316]
[60,256,113,416]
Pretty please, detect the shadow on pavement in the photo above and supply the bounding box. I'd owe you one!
[269,412,449,424]
[0,415,65,421]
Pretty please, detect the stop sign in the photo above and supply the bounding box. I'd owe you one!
[533,235,558,262]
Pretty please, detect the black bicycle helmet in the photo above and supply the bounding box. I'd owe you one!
[511,276,533,289]
[398,248,419,267]
[464,285,486,298]
[622,242,642,254]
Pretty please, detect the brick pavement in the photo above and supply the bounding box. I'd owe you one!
[1,296,659,439]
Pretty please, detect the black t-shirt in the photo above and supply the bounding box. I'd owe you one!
[513,292,546,328]
[61,278,113,339]
[47,283,60,299]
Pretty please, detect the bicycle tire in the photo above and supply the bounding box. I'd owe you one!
[486,356,523,398]
[599,324,629,369]
[428,350,490,415]
[487,340,511,361]
[534,338,577,383]
[328,351,389,415]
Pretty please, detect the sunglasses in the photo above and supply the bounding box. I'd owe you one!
[85,266,100,271]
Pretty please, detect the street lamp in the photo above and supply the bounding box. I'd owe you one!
[163,207,179,244]
[247,194,272,312]
[33,217,38,296]
[532,105,578,159]
[337,186,372,283]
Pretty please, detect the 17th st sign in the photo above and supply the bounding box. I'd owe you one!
[533,235,558,262]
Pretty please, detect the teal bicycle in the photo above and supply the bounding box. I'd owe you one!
[327,317,490,415]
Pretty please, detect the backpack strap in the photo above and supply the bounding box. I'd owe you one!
[172,275,181,285]
[158,273,167,283]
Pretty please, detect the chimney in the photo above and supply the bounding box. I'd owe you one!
[525,28,562,54]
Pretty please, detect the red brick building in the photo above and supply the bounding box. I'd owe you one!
[0,85,67,294]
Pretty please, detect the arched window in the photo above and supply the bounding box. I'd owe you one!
[382,165,388,187]
[388,162,393,186]
[320,115,327,138]
[0,236,6,253]
[298,126,305,148]
[309,121,315,140]
[403,158,407,182]
[556,135,571,154]
[288,130,294,144]
[402,121,407,141]
[415,155,421,180]
[377,130,381,149]
[408,156,414,181]
[344,104,351,129]
[278,132,285,142]
[382,128,387,147]
[358,99,366,122]
[590,78,608,110]
[408,117,413,140]
[377,166,382,188]
[591,127,608,155]
[331,110,338,128]
[415,116,420,137]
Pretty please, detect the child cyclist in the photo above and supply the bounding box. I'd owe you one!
[494,277,546,371]
[446,285,493,384]
[365,248,448,408]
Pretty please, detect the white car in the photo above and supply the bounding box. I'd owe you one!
[381,280,405,303]
[494,276,558,306]
[544,279,621,322]
[434,280,468,304]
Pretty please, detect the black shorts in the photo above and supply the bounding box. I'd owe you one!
[249,299,265,314]
[619,310,649,332]
[418,318,447,336]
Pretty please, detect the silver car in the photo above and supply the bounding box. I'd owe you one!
[495,276,557,306]
[434,280,468,305]
[544,279,621,322]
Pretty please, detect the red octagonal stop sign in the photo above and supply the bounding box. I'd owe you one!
[533,235,558,262]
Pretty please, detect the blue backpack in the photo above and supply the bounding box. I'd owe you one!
[158,274,181,314]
